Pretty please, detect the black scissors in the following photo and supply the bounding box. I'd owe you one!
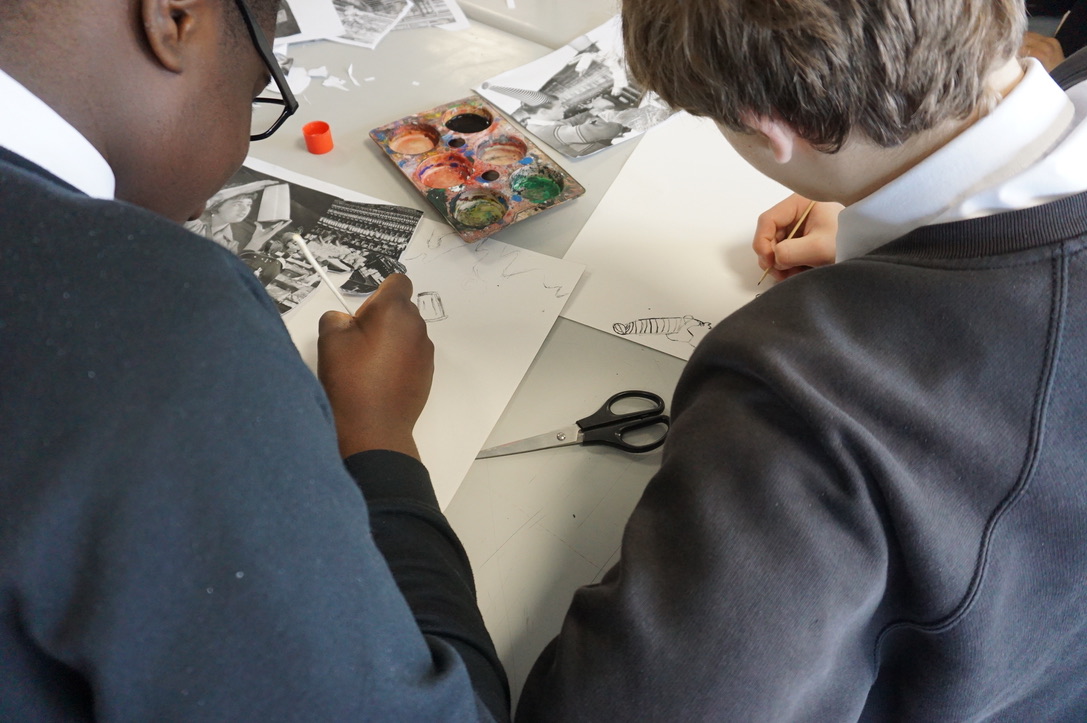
[476,390,670,459]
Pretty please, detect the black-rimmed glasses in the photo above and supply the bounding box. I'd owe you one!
[233,0,299,141]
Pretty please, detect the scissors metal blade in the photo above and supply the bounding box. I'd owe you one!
[476,424,583,459]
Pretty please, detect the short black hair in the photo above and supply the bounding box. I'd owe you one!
[0,0,41,27]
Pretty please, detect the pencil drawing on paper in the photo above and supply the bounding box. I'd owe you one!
[416,291,447,322]
[613,316,713,347]
[403,225,580,301]
[496,250,576,299]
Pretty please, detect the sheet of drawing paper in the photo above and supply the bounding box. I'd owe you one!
[274,0,345,46]
[330,0,414,49]
[474,15,674,159]
[559,111,791,361]
[254,162,585,508]
[401,223,584,507]
[395,0,469,31]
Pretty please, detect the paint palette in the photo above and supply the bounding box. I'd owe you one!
[369,96,585,242]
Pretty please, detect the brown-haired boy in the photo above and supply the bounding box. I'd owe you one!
[516,1,1087,718]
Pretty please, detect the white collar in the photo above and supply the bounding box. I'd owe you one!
[837,59,1083,261]
[0,67,115,199]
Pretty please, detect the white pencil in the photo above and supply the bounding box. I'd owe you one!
[289,232,354,314]
[758,200,816,285]
[1056,10,1071,36]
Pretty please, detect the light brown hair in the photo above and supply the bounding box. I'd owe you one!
[621,0,1026,152]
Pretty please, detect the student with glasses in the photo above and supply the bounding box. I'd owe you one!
[0,0,508,719]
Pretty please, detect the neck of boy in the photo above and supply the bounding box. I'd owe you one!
[829,57,1027,207]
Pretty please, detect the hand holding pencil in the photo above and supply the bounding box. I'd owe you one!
[753,194,843,284]
[317,274,434,461]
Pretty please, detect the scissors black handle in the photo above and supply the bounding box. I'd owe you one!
[576,390,670,453]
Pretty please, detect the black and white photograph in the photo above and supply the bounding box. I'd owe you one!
[395,0,468,31]
[331,0,414,49]
[274,0,301,38]
[476,16,675,158]
[186,164,423,314]
[271,0,345,45]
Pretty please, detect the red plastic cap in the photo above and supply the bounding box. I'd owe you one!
[303,120,334,154]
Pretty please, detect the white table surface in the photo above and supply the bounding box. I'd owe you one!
[258,9,686,706]
[457,0,621,49]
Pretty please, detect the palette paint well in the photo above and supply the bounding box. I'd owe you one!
[370,96,585,242]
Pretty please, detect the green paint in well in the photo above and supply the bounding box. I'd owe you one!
[512,174,562,203]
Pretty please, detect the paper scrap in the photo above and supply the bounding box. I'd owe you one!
[283,66,312,95]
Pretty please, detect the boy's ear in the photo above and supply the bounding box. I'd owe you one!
[140,0,211,73]
[741,112,799,164]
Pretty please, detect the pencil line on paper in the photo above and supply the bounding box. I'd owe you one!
[289,232,354,314]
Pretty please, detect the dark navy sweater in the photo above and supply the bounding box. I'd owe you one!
[517,57,1087,722]
[518,181,1087,718]
[0,148,509,721]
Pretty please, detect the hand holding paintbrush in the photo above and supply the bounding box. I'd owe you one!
[753,196,841,284]
[290,232,355,314]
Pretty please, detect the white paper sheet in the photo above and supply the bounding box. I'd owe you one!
[275,0,345,46]
[559,112,792,361]
[258,163,585,508]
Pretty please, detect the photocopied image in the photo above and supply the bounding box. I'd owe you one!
[331,0,414,49]
[395,0,468,31]
[275,0,301,37]
[185,159,423,314]
[476,15,675,159]
[273,0,345,46]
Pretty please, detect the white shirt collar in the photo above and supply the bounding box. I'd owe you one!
[0,67,115,199]
[837,59,1086,261]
